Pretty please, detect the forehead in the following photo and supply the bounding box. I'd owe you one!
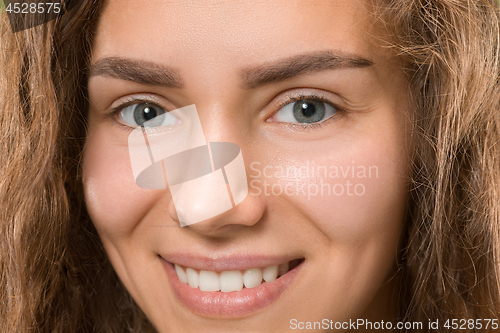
[92,0,382,66]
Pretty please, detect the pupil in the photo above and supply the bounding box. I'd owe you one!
[301,102,316,118]
[142,106,157,121]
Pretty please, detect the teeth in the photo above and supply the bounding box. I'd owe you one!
[199,270,220,292]
[220,271,243,292]
[175,264,188,284]
[243,268,262,289]
[263,265,279,283]
[186,267,199,288]
[173,261,295,292]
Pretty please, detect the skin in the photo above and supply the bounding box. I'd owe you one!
[83,0,411,332]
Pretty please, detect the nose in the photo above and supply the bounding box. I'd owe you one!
[165,102,265,236]
[168,189,265,236]
[161,103,265,236]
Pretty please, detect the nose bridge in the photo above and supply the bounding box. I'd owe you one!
[182,57,245,143]
[196,101,241,144]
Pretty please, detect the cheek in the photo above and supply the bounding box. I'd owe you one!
[82,126,165,238]
[255,118,409,247]
[310,140,407,243]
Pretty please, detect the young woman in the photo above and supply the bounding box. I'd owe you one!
[1,0,500,332]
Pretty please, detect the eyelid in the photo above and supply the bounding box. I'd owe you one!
[275,91,337,109]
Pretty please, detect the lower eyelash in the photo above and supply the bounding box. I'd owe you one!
[283,112,340,131]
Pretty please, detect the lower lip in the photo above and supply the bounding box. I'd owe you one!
[161,258,303,318]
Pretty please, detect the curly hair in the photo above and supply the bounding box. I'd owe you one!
[0,0,499,332]
[378,0,500,328]
[0,1,155,331]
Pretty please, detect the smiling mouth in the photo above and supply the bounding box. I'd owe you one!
[160,256,305,317]
[173,259,304,292]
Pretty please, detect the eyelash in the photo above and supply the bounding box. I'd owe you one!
[109,93,343,131]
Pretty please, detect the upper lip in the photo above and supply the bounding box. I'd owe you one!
[160,253,303,272]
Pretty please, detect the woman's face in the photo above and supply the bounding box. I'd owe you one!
[84,0,410,332]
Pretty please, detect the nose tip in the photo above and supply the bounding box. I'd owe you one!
[168,193,265,235]
[163,134,260,234]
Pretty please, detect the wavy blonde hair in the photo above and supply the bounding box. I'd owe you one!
[0,0,499,332]
[379,0,500,328]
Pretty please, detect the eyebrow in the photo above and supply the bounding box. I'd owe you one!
[89,57,183,88]
[89,51,373,89]
[241,51,374,89]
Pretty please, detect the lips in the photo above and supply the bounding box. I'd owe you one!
[160,255,304,317]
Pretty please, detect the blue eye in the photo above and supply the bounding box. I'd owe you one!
[118,103,180,128]
[274,99,337,124]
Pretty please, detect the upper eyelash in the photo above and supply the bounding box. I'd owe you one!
[276,92,336,109]
[110,98,157,115]
[112,92,339,115]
